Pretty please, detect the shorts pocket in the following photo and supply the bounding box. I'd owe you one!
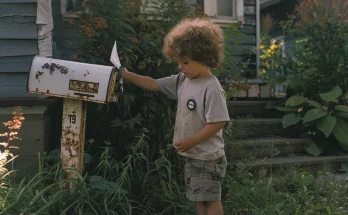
[204,179,221,193]
[214,159,227,178]
[185,161,200,178]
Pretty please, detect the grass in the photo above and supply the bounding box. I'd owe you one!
[222,166,348,215]
[2,110,348,214]
[2,146,348,215]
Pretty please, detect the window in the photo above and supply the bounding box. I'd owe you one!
[142,0,244,24]
[61,0,83,17]
[202,0,244,24]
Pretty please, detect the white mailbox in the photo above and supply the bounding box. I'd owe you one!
[27,56,119,104]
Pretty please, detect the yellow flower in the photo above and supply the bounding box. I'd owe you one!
[270,44,277,51]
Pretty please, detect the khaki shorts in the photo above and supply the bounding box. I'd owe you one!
[184,155,227,202]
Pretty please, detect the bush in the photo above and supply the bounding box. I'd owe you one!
[68,0,201,161]
[274,0,348,156]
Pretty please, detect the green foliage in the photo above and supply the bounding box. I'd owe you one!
[279,0,348,97]
[278,86,348,156]
[68,0,200,167]
[0,130,194,214]
[223,168,348,214]
[3,138,348,214]
[259,35,287,87]
[268,0,348,156]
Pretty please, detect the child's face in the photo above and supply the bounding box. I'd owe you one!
[177,57,210,79]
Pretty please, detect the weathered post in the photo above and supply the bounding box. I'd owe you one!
[61,99,87,185]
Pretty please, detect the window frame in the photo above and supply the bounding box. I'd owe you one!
[203,0,244,24]
[61,0,81,18]
[61,0,245,24]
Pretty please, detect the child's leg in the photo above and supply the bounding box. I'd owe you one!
[204,201,223,215]
[195,201,206,215]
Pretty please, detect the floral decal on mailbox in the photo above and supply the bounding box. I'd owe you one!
[69,80,99,94]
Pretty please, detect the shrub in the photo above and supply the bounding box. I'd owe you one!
[68,0,199,161]
[275,0,348,156]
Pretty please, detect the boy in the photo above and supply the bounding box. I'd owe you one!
[121,17,230,215]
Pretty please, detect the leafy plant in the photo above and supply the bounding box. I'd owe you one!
[269,0,348,156]
[0,106,25,150]
[279,0,348,97]
[278,86,348,156]
[0,106,24,180]
[259,35,288,97]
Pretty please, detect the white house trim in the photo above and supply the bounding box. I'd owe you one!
[204,0,244,24]
[260,0,281,9]
[37,0,53,58]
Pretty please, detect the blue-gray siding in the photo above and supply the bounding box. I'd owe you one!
[0,1,38,98]
[51,0,78,61]
[0,73,36,98]
[225,0,257,78]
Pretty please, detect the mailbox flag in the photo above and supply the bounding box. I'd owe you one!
[110,41,121,69]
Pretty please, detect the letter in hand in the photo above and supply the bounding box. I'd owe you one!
[110,40,121,69]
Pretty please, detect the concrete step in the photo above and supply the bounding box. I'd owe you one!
[226,137,307,159]
[228,118,301,138]
[234,154,348,175]
[227,100,284,118]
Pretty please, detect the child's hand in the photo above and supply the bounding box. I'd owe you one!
[174,138,196,153]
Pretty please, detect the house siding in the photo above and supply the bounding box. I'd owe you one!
[0,0,38,99]
[225,0,257,78]
[51,0,78,61]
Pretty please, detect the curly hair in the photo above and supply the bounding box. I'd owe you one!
[162,17,224,68]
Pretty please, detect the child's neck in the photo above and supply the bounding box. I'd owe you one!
[194,70,213,79]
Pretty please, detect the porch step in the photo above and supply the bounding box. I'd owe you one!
[229,117,300,138]
[227,100,284,118]
[234,154,348,174]
[226,137,307,159]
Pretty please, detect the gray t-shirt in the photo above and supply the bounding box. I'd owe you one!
[156,73,230,160]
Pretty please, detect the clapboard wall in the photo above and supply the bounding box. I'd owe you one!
[228,0,257,78]
[0,0,38,99]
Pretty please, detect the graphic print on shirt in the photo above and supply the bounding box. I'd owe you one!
[187,99,196,111]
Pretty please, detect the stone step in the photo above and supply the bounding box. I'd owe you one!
[226,137,307,159]
[228,118,301,138]
[227,100,284,118]
[233,154,348,175]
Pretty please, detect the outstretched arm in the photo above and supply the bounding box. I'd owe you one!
[122,69,160,91]
[174,121,227,153]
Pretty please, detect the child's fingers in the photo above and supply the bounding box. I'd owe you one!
[174,141,181,147]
